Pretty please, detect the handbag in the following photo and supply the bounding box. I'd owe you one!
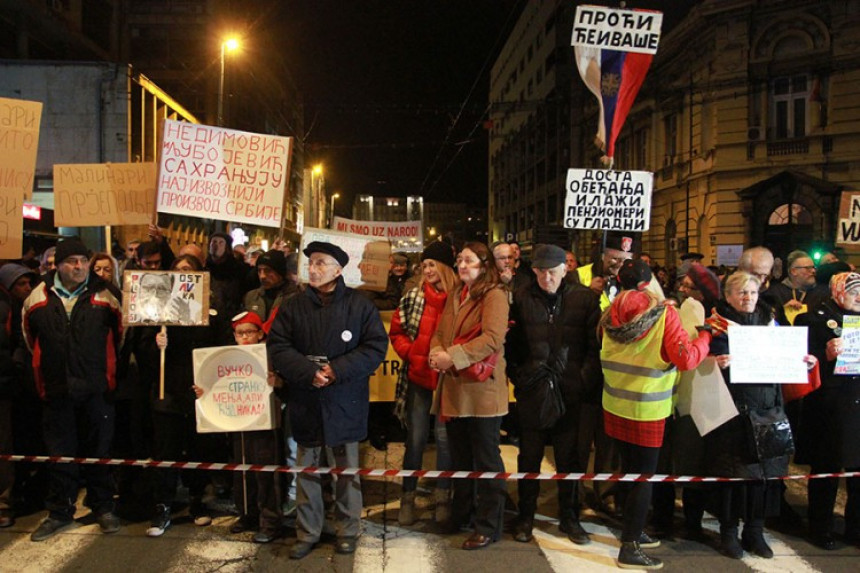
[514,366,566,430]
[451,321,499,382]
[745,406,795,461]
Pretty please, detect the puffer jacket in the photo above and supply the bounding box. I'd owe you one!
[389,281,448,390]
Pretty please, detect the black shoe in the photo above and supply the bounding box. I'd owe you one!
[30,517,73,542]
[230,514,258,534]
[335,536,357,554]
[810,531,838,550]
[0,509,14,528]
[513,519,533,543]
[638,531,660,549]
[719,528,743,559]
[290,540,316,559]
[617,541,663,570]
[146,505,171,537]
[559,518,591,545]
[96,511,120,534]
[253,529,282,544]
[741,528,774,559]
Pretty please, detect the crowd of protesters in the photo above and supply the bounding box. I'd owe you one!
[0,228,857,569]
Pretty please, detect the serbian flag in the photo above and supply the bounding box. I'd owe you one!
[575,46,653,167]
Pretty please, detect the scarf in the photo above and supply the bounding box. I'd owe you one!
[393,285,426,426]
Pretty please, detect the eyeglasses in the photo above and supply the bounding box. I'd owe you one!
[234,329,261,338]
[792,265,815,271]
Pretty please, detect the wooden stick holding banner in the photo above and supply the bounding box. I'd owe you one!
[159,325,167,400]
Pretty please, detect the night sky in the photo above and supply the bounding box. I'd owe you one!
[265,1,696,212]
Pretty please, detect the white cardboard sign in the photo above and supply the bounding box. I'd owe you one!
[727,325,808,384]
[193,344,277,433]
[563,169,653,231]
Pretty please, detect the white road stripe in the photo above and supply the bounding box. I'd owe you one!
[532,517,622,572]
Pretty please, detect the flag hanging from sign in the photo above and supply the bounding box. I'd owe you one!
[572,5,662,168]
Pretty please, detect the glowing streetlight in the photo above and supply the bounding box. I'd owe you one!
[218,37,241,126]
[330,192,340,227]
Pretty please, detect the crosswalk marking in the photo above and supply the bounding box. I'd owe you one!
[700,518,819,573]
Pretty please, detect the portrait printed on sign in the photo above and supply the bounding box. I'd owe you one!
[122,270,210,326]
[193,344,278,433]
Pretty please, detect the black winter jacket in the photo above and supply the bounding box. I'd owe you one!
[268,277,388,447]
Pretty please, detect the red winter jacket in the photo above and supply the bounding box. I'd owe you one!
[389,281,448,390]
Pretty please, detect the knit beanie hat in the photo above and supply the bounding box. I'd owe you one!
[421,240,455,269]
[54,238,89,265]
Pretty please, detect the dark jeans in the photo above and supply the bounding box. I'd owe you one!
[808,464,860,536]
[616,439,660,542]
[233,429,284,532]
[517,402,583,522]
[402,383,450,492]
[43,393,115,521]
[447,416,505,539]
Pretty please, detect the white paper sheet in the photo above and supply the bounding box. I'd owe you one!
[728,325,808,383]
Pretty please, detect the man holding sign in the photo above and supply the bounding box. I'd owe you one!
[268,241,387,559]
[22,238,123,541]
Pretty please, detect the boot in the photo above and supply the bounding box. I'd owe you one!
[741,525,774,558]
[399,491,416,526]
[434,488,451,524]
[719,525,743,559]
[617,541,663,570]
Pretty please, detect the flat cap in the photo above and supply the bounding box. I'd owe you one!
[531,244,566,269]
[303,241,349,267]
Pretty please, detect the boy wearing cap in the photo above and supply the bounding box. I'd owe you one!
[22,238,124,541]
[268,241,387,559]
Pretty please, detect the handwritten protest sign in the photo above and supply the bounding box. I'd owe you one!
[728,325,808,383]
[332,216,423,252]
[563,169,653,231]
[298,227,391,291]
[54,163,156,227]
[836,192,860,252]
[122,270,210,326]
[0,97,42,258]
[156,119,291,228]
[571,5,663,55]
[194,344,277,433]
[835,315,860,375]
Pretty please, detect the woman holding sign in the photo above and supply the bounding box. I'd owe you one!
[705,271,816,559]
[796,272,860,550]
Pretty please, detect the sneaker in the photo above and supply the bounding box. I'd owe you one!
[146,505,171,537]
[96,511,121,534]
[31,517,73,542]
[618,541,663,570]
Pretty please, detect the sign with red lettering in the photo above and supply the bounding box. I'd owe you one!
[298,227,391,291]
[0,97,42,259]
[332,216,423,252]
[193,344,277,432]
[156,119,291,228]
[54,163,157,227]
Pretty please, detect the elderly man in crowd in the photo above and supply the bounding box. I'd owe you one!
[22,238,123,542]
[268,241,387,560]
[768,250,817,324]
[576,233,636,310]
[506,244,602,545]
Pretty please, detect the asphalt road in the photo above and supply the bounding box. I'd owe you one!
[0,444,857,572]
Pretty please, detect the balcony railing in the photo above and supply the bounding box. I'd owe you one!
[766,138,809,157]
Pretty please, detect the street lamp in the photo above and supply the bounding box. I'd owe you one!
[218,37,240,126]
[330,193,340,228]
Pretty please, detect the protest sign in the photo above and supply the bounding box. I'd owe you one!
[122,270,210,326]
[835,315,860,375]
[728,325,808,383]
[54,163,156,227]
[194,344,277,433]
[0,97,42,258]
[572,5,663,55]
[563,169,653,231]
[298,227,391,291]
[332,216,423,253]
[836,192,860,252]
[156,119,291,228]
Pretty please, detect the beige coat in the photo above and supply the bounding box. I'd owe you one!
[431,285,509,418]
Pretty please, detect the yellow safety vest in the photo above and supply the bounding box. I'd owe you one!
[601,309,679,421]
[577,263,611,311]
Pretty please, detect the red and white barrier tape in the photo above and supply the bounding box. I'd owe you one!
[1,454,857,482]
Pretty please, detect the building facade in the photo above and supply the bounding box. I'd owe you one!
[490,0,860,267]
